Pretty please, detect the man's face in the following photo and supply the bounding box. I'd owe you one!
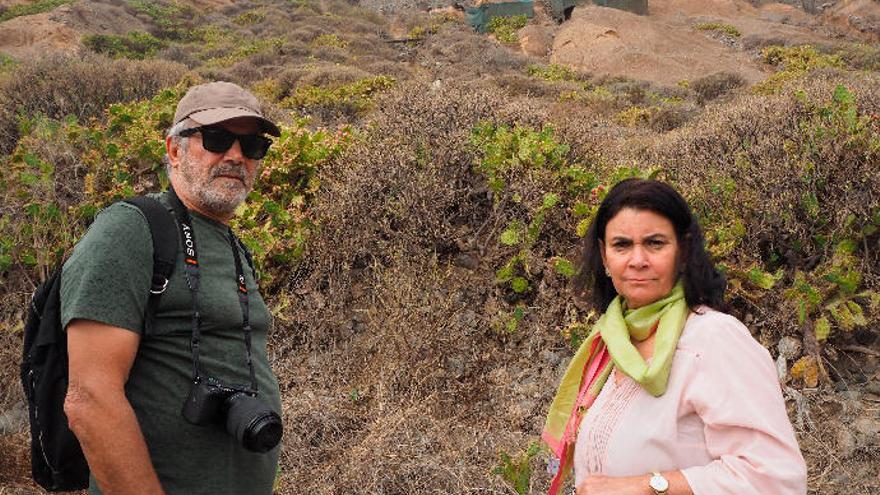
[170,117,262,221]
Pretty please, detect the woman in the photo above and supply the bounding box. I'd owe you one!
[542,179,807,495]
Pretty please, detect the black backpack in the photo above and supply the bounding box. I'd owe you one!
[19,196,178,492]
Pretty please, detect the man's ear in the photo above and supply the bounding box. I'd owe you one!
[166,135,181,168]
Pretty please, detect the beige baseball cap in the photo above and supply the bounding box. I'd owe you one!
[173,81,280,136]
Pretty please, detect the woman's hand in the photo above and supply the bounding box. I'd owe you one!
[576,475,649,495]
[576,471,690,495]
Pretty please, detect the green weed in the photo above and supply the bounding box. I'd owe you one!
[0,0,72,22]
[755,45,846,94]
[694,22,741,38]
[526,64,578,82]
[492,442,540,495]
[82,32,167,60]
[487,15,528,44]
[281,76,395,115]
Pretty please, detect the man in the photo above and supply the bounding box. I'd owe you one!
[62,81,283,495]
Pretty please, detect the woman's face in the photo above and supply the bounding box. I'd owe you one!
[600,207,680,310]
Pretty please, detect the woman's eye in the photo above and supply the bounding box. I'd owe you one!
[647,239,667,249]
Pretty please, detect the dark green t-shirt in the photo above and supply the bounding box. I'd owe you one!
[61,193,281,495]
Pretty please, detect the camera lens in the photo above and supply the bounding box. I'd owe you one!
[225,392,283,453]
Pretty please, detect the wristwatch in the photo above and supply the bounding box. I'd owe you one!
[649,472,669,494]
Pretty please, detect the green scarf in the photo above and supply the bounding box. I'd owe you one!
[542,282,688,495]
[600,281,689,396]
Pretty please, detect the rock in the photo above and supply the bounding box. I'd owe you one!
[852,417,880,437]
[0,402,27,435]
[541,349,562,367]
[836,426,858,459]
[777,336,802,359]
[445,356,465,378]
[776,355,788,383]
[518,25,554,57]
[453,252,479,270]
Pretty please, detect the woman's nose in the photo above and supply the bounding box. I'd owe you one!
[629,245,649,267]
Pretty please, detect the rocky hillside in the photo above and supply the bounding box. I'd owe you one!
[1,0,879,494]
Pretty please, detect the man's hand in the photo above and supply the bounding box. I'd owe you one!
[64,319,165,495]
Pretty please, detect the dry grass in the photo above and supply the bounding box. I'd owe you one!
[0,54,185,155]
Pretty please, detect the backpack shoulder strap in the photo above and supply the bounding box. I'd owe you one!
[233,235,258,282]
[123,196,178,334]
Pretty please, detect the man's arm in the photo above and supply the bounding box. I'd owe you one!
[64,319,165,495]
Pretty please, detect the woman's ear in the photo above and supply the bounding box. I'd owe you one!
[599,239,607,269]
[677,232,692,275]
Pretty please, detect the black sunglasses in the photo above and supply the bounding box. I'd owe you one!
[178,126,272,160]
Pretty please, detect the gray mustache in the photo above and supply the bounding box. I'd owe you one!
[211,164,247,181]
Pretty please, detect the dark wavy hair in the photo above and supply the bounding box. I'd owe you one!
[573,178,727,311]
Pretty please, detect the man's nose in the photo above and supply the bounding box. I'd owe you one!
[224,138,245,161]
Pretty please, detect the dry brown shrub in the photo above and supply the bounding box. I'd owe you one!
[266,81,570,493]
[418,26,531,82]
[496,73,561,98]
[650,70,880,339]
[297,64,374,87]
[0,54,186,155]
[691,71,746,104]
[649,102,698,132]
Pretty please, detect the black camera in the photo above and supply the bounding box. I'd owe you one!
[182,377,283,453]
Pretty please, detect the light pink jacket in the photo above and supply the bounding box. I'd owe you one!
[574,308,807,494]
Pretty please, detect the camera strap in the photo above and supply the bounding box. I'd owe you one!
[168,187,259,393]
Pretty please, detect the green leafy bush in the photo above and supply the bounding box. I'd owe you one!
[755,45,847,94]
[281,76,395,117]
[492,442,539,495]
[487,15,528,44]
[233,122,351,276]
[526,64,579,82]
[83,32,168,59]
[0,0,72,22]
[1,85,351,283]
[124,0,195,40]
[310,34,349,49]
[694,22,741,38]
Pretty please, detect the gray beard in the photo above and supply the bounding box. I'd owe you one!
[179,157,253,218]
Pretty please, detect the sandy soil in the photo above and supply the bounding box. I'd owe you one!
[0,0,232,61]
[822,0,880,40]
[546,0,847,86]
[0,12,79,59]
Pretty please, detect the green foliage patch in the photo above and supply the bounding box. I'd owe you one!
[281,76,395,116]
[1,85,351,283]
[204,37,285,67]
[526,64,579,82]
[124,0,194,40]
[82,32,168,59]
[694,22,741,38]
[755,45,847,94]
[310,34,349,49]
[493,442,539,494]
[0,0,72,22]
[487,15,528,44]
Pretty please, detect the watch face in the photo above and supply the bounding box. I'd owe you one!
[650,474,669,491]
